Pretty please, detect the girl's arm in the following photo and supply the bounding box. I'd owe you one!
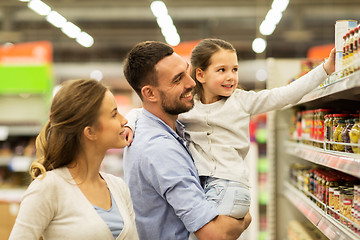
[241,48,335,115]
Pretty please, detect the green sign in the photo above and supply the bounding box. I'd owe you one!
[0,65,53,94]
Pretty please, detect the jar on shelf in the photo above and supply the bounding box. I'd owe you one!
[333,118,347,151]
[349,117,360,154]
[325,114,334,150]
[334,189,341,219]
[340,187,354,224]
[341,118,355,153]
[333,114,350,151]
[326,175,339,210]
[317,109,333,148]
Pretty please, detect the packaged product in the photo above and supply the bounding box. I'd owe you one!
[349,117,360,153]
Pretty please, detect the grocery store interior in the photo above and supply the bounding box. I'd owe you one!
[1,0,360,239]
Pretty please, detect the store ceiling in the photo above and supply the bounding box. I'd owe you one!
[1,0,359,64]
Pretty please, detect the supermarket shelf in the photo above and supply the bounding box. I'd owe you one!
[8,125,42,136]
[297,71,360,105]
[0,156,33,172]
[285,141,360,178]
[283,181,360,240]
[0,189,26,203]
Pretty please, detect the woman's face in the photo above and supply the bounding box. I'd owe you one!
[94,90,128,150]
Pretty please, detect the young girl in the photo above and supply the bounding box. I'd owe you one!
[126,39,335,220]
[10,79,139,240]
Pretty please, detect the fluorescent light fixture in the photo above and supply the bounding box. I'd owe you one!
[156,15,174,29]
[272,0,289,13]
[165,33,180,46]
[259,20,276,35]
[265,9,282,25]
[46,11,67,28]
[28,0,51,16]
[90,70,103,81]
[256,69,268,81]
[252,38,267,53]
[161,25,177,36]
[76,32,94,48]
[151,1,180,46]
[19,0,30,2]
[61,22,81,38]
[150,1,168,18]
[0,126,9,141]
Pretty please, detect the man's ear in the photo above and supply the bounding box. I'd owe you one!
[196,68,206,84]
[83,126,97,141]
[141,86,157,102]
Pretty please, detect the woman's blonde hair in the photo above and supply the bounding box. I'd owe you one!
[30,79,107,179]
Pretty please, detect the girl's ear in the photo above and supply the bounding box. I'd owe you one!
[196,68,206,84]
[141,85,157,102]
[84,126,97,141]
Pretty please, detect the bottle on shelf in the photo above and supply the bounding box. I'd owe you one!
[354,26,359,71]
[332,114,350,151]
[349,117,360,154]
[349,29,355,75]
[342,118,355,153]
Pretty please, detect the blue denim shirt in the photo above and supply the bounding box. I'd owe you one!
[123,109,218,240]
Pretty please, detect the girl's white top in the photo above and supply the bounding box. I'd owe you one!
[178,64,327,186]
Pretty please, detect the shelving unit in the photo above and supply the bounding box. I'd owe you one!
[266,58,360,240]
[283,182,359,240]
[284,141,360,177]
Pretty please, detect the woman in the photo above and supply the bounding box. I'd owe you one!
[9,79,139,240]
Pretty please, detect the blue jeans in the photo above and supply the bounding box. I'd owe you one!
[203,177,250,219]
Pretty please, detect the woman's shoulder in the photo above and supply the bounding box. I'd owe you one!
[30,168,69,189]
[101,172,126,186]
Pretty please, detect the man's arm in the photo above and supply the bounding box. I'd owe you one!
[194,212,252,240]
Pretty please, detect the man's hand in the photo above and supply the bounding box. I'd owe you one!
[124,126,134,146]
[194,212,252,240]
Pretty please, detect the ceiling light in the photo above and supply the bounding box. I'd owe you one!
[76,32,94,48]
[156,15,174,29]
[150,1,168,18]
[260,20,276,36]
[252,38,267,54]
[165,33,180,46]
[265,9,282,25]
[28,0,51,16]
[256,69,268,81]
[46,11,67,28]
[272,0,289,13]
[90,70,103,81]
[61,22,81,39]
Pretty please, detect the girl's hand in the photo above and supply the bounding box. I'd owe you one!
[124,127,134,146]
[323,48,336,75]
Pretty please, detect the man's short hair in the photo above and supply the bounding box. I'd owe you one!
[123,41,174,99]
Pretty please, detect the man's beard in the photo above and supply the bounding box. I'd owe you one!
[159,90,194,115]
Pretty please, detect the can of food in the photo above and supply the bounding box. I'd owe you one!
[335,20,358,52]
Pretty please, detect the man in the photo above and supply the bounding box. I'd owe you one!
[123,41,251,239]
